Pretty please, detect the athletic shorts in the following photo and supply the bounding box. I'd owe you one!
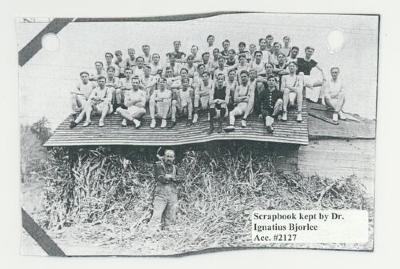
[93,102,113,115]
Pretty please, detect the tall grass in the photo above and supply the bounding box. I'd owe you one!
[30,142,373,254]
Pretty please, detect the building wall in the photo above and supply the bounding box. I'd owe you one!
[298,139,375,192]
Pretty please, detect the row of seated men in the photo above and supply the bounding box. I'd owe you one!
[69,61,346,134]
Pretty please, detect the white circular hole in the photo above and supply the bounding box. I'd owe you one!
[41,33,60,51]
[327,30,345,54]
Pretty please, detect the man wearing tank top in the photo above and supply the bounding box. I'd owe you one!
[224,70,255,131]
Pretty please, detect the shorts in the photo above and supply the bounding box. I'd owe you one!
[93,102,113,115]
[127,106,146,116]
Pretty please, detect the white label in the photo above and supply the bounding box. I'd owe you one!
[252,210,369,244]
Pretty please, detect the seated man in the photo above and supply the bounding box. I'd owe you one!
[122,48,136,72]
[296,46,326,103]
[71,71,96,115]
[208,74,230,134]
[89,61,106,81]
[281,61,304,122]
[150,53,163,76]
[105,66,120,112]
[323,67,346,122]
[113,50,124,77]
[140,65,157,103]
[193,71,213,124]
[115,68,134,109]
[225,70,255,131]
[256,76,283,133]
[149,78,172,129]
[104,52,120,78]
[70,76,113,128]
[140,44,152,64]
[170,77,194,128]
[116,77,146,128]
[250,51,266,75]
[166,40,186,60]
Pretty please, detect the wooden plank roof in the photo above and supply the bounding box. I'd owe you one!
[307,101,376,139]
[44,104,309,147]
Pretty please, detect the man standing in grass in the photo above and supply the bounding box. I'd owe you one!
[148,149,183,231]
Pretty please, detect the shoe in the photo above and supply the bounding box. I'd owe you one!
[224,125,235,132]
[186,119,193,127]
[266,125,274,133]
[82,121,91,127]
[161,119,167,128]
[296,113,303,122]
[169,121,176,129]
[150,119,156,129]
[208,126,214,135]
[282,111,287,121]
[99,119,105,127]
[333,112,338,122]
[193,113,198,124]
[338,111,346,120]
[241,119,247,128]
[121,119,127,127]
[69,121,77,129]
[133,119,141,128]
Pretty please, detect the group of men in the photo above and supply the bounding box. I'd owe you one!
[69,34,347,134]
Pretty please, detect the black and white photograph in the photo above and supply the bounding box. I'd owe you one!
[17,12,378,256]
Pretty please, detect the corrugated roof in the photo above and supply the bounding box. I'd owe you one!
[44,104,309,147]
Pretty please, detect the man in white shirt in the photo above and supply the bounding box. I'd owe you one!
[205,34,216,55]
[323,67,346,122]
[116,77,146,128]
[71,71,96,114]
[281,61,304,122]
[104,52,120,77]
[140,44,152,64]
[149,78,173,129]
[70,76,113,128]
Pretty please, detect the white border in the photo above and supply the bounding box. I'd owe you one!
[1,0,399,268]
